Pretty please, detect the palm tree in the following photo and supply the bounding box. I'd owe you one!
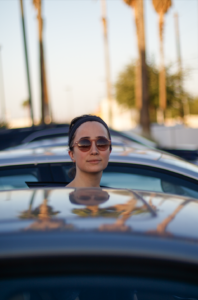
[123,0,150,137]
[19,190,59,220]
[33,0,51,124]
[19,0,34,126]
[99,197,149,232]
[148,199,190,236]
[20,190,74,231]
[152,0,172,121]
[100,0,113,127]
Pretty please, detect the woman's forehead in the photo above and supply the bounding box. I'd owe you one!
[75,121,108,139]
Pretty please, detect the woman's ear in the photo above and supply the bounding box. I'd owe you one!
[68,150,75,162]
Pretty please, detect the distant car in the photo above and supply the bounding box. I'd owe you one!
[8,134,149,150]
[0,123,70,150]
[1,145,198,198]
[6,126,156,150]
[5,125,198,162]
[1,187,198,299]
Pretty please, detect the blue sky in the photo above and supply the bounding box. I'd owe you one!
[0,0,197,123]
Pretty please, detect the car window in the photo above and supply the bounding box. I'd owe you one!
[2,276,198,300]
[101,163,198,198]
[51,162,198,198]
[0,165,52,190]
[101,172,163,192]
[50,163,73,183]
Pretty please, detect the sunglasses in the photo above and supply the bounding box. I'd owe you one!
[72,137,111,152]
[76,194,110,201]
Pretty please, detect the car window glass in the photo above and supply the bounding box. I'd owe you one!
[101,164,198,198]
[0,166,51,190]
[2,277,198,300]
[51,163,73,183]
[101,172,163,192]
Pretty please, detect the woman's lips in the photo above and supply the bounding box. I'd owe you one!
[87,159,101,163]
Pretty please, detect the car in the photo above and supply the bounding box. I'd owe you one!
[0,123,70,151]
[1,125,156,151]
[19,126,157,147]
[1,145,198,198]
[1,186,198,299]
[6,127,155,150]
[5,125,198,163]
[6,133,149,150]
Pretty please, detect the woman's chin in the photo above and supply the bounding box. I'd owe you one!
[86,165,104,173]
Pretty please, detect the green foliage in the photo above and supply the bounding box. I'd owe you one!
[115,63,136,108]
[19,205,59,219]
[115,61,192,121]
[72,207,120,218]
[22,99,30,108]
[147,63,159,109]
[189,98,198,114]
[0,122,7,129]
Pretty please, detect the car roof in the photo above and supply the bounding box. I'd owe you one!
[1,145,198,180]
[7,134,149,150]
[1,187,198,262]
[20,126,157,147]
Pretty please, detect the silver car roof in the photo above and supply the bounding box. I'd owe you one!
[0,187,197,241]
[0,145,198,180]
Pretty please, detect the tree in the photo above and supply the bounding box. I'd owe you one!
[115,60,191,122]
[152,0,172,120]
[33,0,51,124]
[20,0,34,125]
[100,0,113,127]
[188,98,198,114]
[123,0,150,137]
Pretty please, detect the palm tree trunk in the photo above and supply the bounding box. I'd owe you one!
[174,13,189,119]
[101,0,112,127]
[137,0,150,136]
[159,12,166,120]
[36,0,50,124]
[20,0,34,126]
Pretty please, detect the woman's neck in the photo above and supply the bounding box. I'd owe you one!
[67,169,102,188]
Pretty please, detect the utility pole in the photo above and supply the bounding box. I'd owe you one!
[20,0,34,126]
[33,0,50,124]
[100,0,113,127]
[0,46,6,125]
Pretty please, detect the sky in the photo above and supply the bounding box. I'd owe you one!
[0,0,198,123]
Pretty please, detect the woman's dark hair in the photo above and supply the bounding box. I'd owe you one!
[68,114,111,151]
[67,114,111,180]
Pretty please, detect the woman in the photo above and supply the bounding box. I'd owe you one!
[67,115,112,188]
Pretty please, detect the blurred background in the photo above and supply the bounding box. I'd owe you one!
[0,0,198,148]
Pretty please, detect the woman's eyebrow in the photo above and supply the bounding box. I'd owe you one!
[96,135,108,138]
[80,136,107,139]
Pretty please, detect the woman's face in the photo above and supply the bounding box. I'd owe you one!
[69,121,111,175]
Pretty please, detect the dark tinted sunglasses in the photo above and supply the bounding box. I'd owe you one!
[73,137,111,152]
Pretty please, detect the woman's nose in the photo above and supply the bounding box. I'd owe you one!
[90,141,99,154]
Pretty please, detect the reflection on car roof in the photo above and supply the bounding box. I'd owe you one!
[0,187,197,241]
